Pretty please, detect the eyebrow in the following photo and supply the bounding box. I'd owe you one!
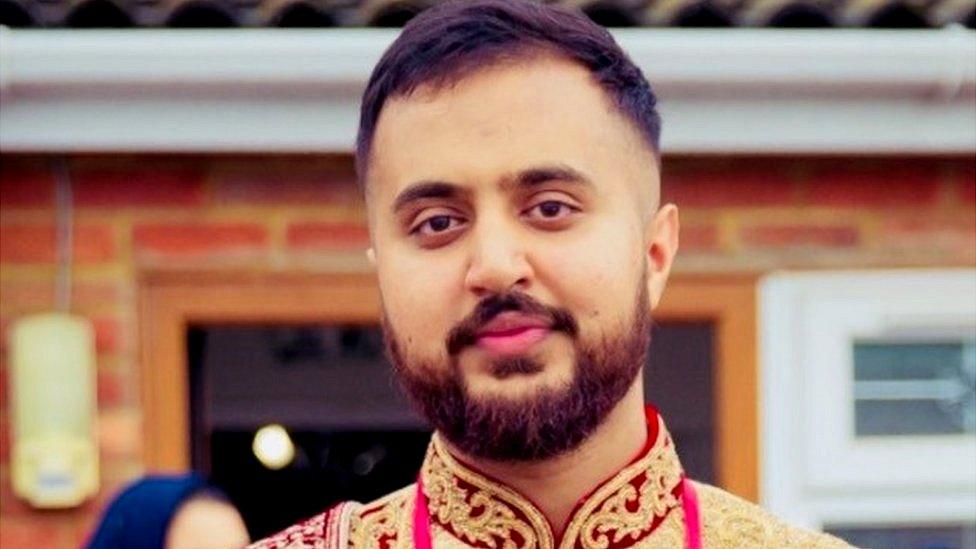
[390,164,594,215]
[506,164,594,191]
[391,181,465,215]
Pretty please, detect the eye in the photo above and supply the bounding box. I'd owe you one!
[526,200,578,221]
[411,214,465,236]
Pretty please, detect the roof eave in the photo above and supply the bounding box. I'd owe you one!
[1,27,974,154]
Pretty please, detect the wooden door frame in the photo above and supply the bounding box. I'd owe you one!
[657,274,759,501]
[138,271,759,501]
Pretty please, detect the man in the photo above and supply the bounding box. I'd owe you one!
[252,0,850,547]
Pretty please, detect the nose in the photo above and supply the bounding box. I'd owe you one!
[463,219,532,298]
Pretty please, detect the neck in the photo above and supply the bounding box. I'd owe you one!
[445,379,648,538]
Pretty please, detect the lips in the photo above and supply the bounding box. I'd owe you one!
[475,312,552,356]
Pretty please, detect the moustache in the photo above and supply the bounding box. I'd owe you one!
[446,292,579,356]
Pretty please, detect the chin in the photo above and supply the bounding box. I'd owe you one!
[464,359,573,399]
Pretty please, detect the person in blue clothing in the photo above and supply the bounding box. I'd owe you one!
[86,474,249,549]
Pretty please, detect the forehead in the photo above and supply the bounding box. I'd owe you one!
[367,55,654,202]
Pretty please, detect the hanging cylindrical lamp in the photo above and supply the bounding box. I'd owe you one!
[9,160,99,508]
[10,314,99,508]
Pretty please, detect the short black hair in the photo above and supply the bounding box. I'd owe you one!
[355,0,662,186]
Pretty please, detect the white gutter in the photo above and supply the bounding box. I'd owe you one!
[1,27,974,154]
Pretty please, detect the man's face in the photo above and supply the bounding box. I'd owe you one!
[366,54,678,460]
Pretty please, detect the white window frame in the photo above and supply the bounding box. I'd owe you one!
[760,270,976,529]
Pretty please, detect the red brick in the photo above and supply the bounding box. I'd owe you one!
[957,179,975,205]
[0,281,122,313]
[133,223,268,258]
[881,218,976,254]
[214,170,360,206]
[92,317,121,355]
[286,222,370,251]
[663,169,794,207]
[96,369,127,408]
[740,224,860,248]
[73,168,206,207]
[0,170,56,208]
[0,517,62,545]
[75,482,122,537]
[679,224,720,252]
[0,486,34,521]
[806,160,940,207]
[97,409,141,460]
[0,316,10,354]
[0,415,9,464]
[947,159,975,202]
[0,224,115,264]
[0,365,10,414]
[68,476,143,543]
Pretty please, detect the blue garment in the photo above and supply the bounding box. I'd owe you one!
[85,474,213,549]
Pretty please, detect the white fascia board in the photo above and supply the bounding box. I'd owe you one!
[1,27,974,154]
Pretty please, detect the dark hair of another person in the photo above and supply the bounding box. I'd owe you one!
[85,474,231,549]
[355,0,662,186]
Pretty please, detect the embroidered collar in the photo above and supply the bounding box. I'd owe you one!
[419,409,685,549]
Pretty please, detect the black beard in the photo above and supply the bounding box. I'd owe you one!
[383,285,651,463]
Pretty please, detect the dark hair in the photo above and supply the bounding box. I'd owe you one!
[355,0,661,186]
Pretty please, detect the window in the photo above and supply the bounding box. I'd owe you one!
[825,523,976,549]
[853,340,975,437]
[761,270,976,535]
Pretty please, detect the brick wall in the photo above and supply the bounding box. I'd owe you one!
[0,153,973,546]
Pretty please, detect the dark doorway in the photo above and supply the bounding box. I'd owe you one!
[645,322,716,484]
[187,321,715,539]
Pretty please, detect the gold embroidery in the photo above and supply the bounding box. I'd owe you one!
[347,485,412,548]
[253,412,853,549]
[433,522,501,548]
[563,416,683,549]
[635,507,685,548]
[423,436,552,549]
[340,414,686,549]
[582,482,647,549]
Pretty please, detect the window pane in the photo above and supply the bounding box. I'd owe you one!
[855,343,968,382]
[856,400,969,436]
[853,340,976,436]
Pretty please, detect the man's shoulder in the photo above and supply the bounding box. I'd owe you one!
[247,484,415,549]
[691,481,852,548]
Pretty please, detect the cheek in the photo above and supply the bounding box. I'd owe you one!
[377,247,465,353]
[534,222,643,326]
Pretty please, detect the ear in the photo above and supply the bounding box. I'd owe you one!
[366,247,377,266]
[644,204,679,310]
